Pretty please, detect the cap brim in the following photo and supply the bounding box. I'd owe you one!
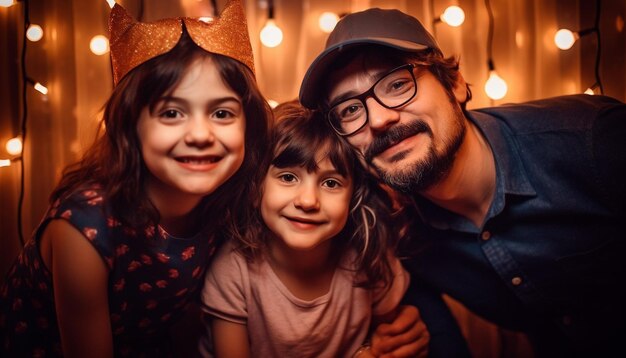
[299,38,428,109]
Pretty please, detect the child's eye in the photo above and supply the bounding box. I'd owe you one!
[278,173,298,183]
[214,109,235,120]
[160,109,182,119]
[322,178,341,189]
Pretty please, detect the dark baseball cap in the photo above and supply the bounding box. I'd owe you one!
[299,7,441,109]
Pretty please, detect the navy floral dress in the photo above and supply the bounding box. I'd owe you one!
[0,187,218,357]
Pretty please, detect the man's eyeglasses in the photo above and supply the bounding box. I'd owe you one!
[327,63,421,136]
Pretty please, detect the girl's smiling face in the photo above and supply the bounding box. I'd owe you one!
[260,152,353,253]
[137,56,246,207]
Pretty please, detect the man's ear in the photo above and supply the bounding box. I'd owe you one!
[452,73,468,103]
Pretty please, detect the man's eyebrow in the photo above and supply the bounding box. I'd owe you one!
[327,69,388,107]
[329,90,361,107]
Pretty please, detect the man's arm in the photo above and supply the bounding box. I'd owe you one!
[401,278,472,358]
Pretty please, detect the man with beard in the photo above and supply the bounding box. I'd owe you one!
[299,7,625,358]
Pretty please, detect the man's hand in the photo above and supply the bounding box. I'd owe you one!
[370,305,429,357]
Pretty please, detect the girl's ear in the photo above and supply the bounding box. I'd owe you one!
[452,73,468,103]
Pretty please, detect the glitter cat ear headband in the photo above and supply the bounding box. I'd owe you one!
[109,0,255,85]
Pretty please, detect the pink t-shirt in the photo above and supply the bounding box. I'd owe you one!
[200,241,409,357]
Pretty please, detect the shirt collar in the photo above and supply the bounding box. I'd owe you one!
[413,110,536,232]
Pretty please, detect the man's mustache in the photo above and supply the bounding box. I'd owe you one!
[365,120,432,162]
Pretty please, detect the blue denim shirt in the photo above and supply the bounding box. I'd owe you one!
[402,94,626,357]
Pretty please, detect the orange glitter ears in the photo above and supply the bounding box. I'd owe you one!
[109,0,254,85]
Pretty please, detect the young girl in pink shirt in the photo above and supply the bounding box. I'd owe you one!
[201,101,428,357]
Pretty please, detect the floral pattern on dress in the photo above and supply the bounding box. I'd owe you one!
[0,187,218,357]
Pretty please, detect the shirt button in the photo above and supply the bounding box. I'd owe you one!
[481,231,491,241]
[511,276,522,286]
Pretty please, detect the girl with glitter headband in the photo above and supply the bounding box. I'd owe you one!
[0,1,270,356]
[200,101,429,357]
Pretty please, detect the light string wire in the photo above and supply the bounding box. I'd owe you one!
[485,0,494,72]
[17,0,31,246]
[592,0,603,94]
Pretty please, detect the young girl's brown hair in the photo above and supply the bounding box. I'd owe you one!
[52,28,270,236]
[234,100,404,289]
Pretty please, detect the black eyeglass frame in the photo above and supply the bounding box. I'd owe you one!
[326,62,423,136]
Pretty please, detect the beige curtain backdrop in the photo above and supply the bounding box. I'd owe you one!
[1,0,624,356]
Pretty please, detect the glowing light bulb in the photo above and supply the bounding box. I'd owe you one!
[90,35,110,55]
[584,88,595,95]
[267,99,279,108]
[0,0,15,8]
[0,159,11,167]
[6,137,22,155]
[33,82,48,95]
[484,71,508,100]
[198,16,214,23]
[260,19,283,48]
[554,29,577,50]
[319,12,340,33]
[441,6,465,27]
[106,0,116,8]
[26,24,44,42]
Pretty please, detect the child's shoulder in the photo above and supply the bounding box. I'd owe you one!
[50,185,108,221]
[44,185,118,244]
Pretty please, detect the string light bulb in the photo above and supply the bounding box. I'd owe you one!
[440,6,465,27]
[554,29,576,50]
[26,24,44,42]
[319,12,340,33]
[260,0,282,48]
[90,35,110,55]
[33,82,48,95]
[260,19,283,47]
[267,99,279,108]
[6,137,23,156]
[0,0,15,8]
[484,70,508,100]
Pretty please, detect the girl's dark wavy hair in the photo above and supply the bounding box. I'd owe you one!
[51,27,270,236]
[233,100,404,289]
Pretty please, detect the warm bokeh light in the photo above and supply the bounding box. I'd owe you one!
[267,99,279,108]
[484,71,508,100]
[584,87,595,95]
[6,137,23,156]
[33,82,49,95]
[0,0,15,8]
[260,19,283,48]
[441,6,465,27]
[26,24,44,42]
[319,12,340,33]
[554,29,576,50]
[90,35,110,55]
[106,0,116,9]
[198,16,214,23]
[0,159,11,168]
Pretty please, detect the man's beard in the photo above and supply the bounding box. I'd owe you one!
[364,108,466,193]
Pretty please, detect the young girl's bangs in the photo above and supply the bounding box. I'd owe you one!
[271,116,355,178]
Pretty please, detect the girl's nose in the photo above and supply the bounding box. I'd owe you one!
[366,97,401,132]
[294,185,320,211]
[184,116,215,147]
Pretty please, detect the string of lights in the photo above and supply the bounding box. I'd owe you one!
[483,0,508,101]
[0,0,612,250]
[554,0,603,95]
